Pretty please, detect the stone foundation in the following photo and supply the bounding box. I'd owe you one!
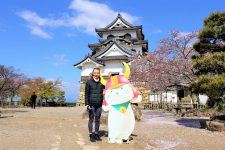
[132,82,150,107]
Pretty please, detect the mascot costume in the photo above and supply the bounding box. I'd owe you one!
[100,62,142,144]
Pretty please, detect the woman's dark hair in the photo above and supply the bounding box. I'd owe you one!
[91,68,100,77]
[93,68,100,72]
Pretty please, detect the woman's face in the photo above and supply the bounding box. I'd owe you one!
[93,69,100,80]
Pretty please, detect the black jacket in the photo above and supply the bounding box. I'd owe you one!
[85,78,105,107]
[30,94,37,101]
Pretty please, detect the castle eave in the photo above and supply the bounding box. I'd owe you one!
[74,56,104,69]
[96,56,129,61]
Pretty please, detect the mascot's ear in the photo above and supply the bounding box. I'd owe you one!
[100,71,106,86]
[122,62,130,79]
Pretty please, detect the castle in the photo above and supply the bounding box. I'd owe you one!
[74,14,148,106]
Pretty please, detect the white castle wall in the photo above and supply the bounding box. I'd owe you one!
[101,61,125,76]
[149,91,208,105]
[149,91,178,104]
[80,61,125,76]
[81,62,99,76]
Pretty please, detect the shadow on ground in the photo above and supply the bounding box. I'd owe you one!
[99,130,108,138]
[0,115,14,119]
[142,111,176,119]
[175,118,208,128]
[0,109,29,114]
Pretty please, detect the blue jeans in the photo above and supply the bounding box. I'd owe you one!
[88,106,102,133]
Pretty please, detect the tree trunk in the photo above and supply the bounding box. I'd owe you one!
[10,96,13,105]
[0,96,3,108]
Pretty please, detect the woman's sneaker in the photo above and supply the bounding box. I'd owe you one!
[89,133,96,142]
[94,134,102,141]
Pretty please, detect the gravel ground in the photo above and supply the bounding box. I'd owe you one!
[0,107,225,150]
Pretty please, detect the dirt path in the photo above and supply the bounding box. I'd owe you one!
[0,107,225,150]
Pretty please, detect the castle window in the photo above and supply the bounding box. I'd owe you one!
[124,33,131,39]
[107,34,115,40]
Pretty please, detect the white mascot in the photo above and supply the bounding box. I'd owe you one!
[100,62,142,144]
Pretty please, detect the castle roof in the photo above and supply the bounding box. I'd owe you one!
[88,38,148,51]
[104,13,134,29]
[73,55,104,69]
[95,13,144,39]
[92,41,136,58]
[74,14,148,70]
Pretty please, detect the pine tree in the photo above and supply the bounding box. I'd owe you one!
[192,12,225,107]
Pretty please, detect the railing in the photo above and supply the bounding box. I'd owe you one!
[142,102,206,112]
[142,102,159,110]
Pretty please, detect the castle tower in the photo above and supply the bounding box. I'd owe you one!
[74,14,148,106]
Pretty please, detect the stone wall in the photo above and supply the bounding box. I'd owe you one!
[76,76,89,106]
[136,87,150,103]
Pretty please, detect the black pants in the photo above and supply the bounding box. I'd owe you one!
[31,100,36,109]
[88,106,102,134]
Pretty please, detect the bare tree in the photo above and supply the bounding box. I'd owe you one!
[130,30,197,95]
[0,65,26,106]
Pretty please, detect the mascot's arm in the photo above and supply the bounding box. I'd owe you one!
[102,105,112,112]
[102,89,112,111]
[102,99,112,111]
[130,84,142,103]
[131,94,142,103]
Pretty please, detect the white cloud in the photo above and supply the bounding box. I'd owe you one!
[28,25,52,39]
[66,32,77,37]
[18,10,69,39]
[68,0,138,34]
[43,54,68,67]
[152,29,163,34]
[18,0,138,38]
[52,54,68,67]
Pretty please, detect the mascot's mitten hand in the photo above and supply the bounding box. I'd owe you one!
[137,95,142,103]
[102,105,112,112]
[87,105,92,111]
[131,95,142,103]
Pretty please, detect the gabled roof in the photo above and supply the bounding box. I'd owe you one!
[92,41,136,58]
[95,13,144,38]
[104,13,134,29]
[73,55,104,69]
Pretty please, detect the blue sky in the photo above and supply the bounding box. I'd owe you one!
[0,0,224,102]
